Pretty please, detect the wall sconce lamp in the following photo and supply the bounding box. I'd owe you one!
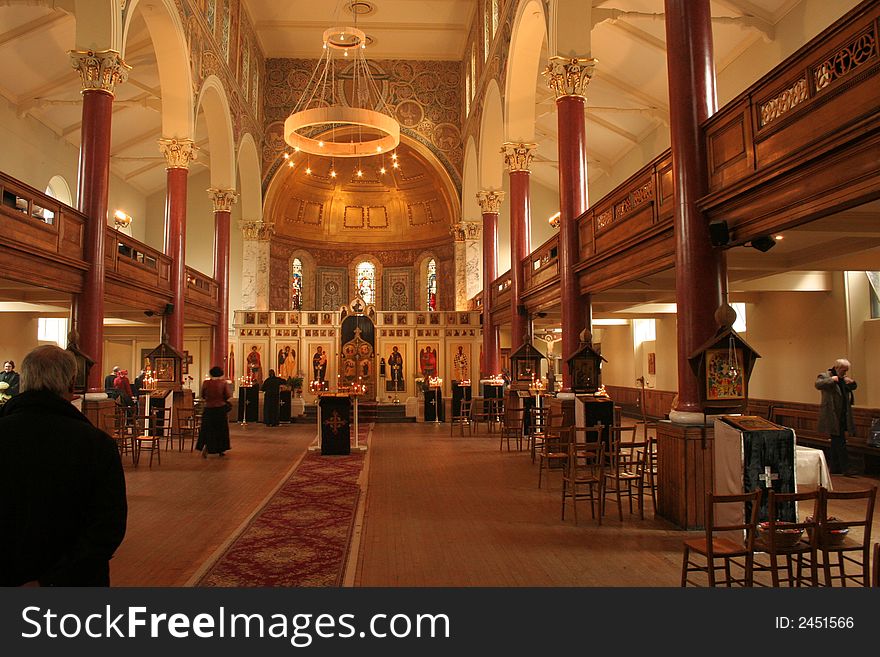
[548,211,561,229]
[113,210,133,231]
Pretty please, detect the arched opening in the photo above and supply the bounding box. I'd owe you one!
[290,257,303,310]
[356,260,377,306]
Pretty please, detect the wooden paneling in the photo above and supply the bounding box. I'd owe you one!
[657,422,715,530]
[605,385,676,420]
[700,2,880,241]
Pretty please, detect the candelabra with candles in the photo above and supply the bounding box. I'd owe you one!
[238,374,253,427]
[428,376,443,424]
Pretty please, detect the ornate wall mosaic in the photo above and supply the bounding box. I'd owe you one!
[263,58,462,188]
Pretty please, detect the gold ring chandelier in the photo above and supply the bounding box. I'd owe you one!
[283,25,400,158]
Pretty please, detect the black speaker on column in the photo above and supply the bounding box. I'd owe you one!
[164,303,174,315]
[708,220,730,247]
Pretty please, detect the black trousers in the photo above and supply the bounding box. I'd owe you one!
[829,431,849,474]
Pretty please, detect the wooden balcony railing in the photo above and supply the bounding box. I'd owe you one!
[186,266,219,308]
[490,272,512,309]
[0,170,86,268]
[106,228,172,294]
[522,234,558,294]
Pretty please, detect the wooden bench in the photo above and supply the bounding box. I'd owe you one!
[770,405,880,473]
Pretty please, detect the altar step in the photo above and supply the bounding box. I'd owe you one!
[301,402,415,423]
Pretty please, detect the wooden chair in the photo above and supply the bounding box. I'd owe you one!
[872,542,879,588]
[601,426,645,521]
[639,435,658,512]
[450,398,473,437]
[752,489,820,587]
[561,425,604,525]
[681,489,761,587]
[178,406,202,452]
[111,405,133,462]
[536,419,574,490]
[471,397,491,434]
[815,485,876,587]
[527,407,549,464]
[499,406,525,451]
[133,407,171,467]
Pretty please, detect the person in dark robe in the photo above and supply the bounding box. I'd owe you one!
[261,369,285,427]
[197,366,231,458]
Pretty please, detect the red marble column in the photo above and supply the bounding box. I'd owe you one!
[546,57,597,389]
[477,190,504,378]
[664,0,726,420]
[70,50,129,392]
[158,138,196,353]
[209,189,238,373]
[504,143,535,353]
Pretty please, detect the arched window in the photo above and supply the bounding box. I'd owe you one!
[426,259,437,311]
[290,258,303,310]
[356,261,376,305]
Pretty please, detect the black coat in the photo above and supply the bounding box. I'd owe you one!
[0,370,20,396]
[0,390,127,586]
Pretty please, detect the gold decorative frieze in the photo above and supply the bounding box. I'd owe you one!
[158,138,197,170]
[476,189,505,214]
[760,78,808,127]
[239,220,275,241]
[543,56,598,99]
[595,209,613,231]
[451,221,481,242]
[813,29,876,91]
[501,142,537,172]
[207,188,239,213]
[69,49,130,95]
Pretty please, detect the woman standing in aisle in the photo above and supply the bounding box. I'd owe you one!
[197,366,231,458]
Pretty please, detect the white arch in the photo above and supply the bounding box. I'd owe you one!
[123,0,194,138]
[478,79,504,190]
[195,75,236,189]
[237,133,263,221]
[505,0,547,143]
[73,0,122,51]
[45,175,73,207]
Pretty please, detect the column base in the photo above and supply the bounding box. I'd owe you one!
[669,409,706,425]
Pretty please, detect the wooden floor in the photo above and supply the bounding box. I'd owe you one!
[111,419,880,587]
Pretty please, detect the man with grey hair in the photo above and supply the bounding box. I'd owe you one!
[815,358,858,476]
[0,345,127,586]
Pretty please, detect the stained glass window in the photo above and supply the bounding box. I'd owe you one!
[290,258,303,310]
[356,261,376,305]
[426,259,437,311]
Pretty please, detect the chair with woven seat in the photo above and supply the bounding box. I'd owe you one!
[815,485,876,587]
[537,418,575,490]
[471,397,491,434]
[450,398,473,436]
[601,426,645,521]
[499,406,525,451]
[111,405,134,462]
[752,489,820,587]
[561,425,604,525]
[681,489,762,587]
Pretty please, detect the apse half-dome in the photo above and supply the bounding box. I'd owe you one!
[264,134,458,249]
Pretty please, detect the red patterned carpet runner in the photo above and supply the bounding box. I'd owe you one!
[197,424,371,587]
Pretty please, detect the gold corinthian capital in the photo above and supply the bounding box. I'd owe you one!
[158,138,198,170]
[542,56,598,99]
[476,190,505,214]
[69,49,130,96]
[239,220,275,241]
[501,142,537,172]
[208,188,240,213]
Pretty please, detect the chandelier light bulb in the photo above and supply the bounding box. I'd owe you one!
[330,169,337,178]
[306,166,312,175]
[318,140,325,148]
[391,152,397,160]
[392,161,399,169]
[380,166,386,174]
[288,161,294,168]
[357,169,363,177]
[283,152,290,159]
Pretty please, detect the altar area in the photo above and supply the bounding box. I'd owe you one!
[232,300,483,408]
